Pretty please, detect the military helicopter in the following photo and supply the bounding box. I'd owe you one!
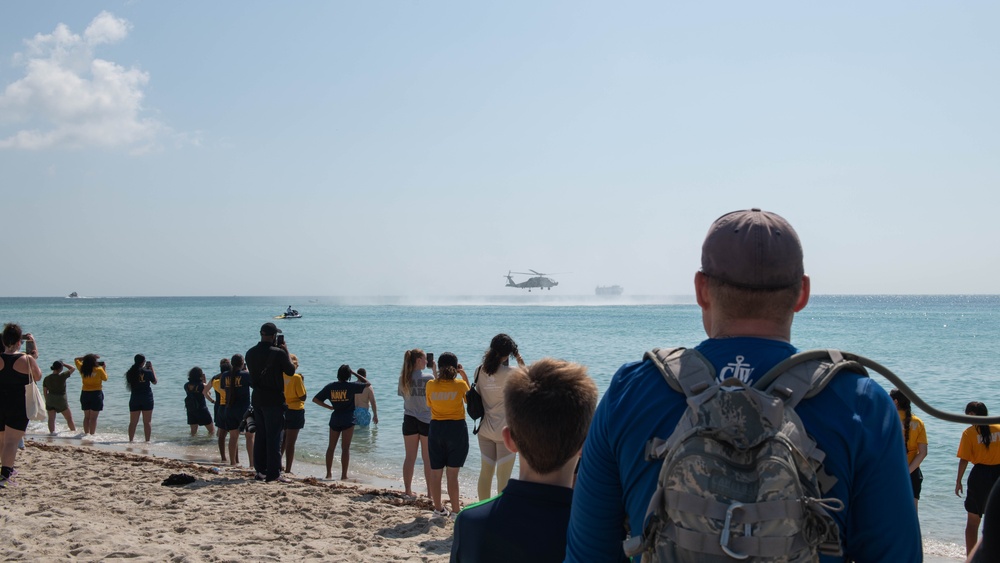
[505,270,560,291]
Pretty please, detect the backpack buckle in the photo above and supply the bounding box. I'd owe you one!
[720,502,751,560]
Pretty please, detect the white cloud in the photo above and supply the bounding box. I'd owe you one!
[0,12,166,152]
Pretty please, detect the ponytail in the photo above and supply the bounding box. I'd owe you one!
[398,349,424,395]
[125,354,145,391]
[967,402,991,449]
[889,389,912,446]
[482,333,518,375]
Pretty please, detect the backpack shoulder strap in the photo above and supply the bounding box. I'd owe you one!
[753,349,869,409]
[643,347,717,398]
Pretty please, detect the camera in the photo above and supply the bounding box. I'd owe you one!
[276,334,285,347]
[427,352,434,363]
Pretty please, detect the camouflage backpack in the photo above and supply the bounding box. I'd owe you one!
[622,347,853,562]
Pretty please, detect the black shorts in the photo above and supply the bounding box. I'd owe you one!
[0,407,28,432]
[80,390,104,412]
[909,467,923,499]
[129,396,154,412]
[402,414,430,437]
[186,407,213,426]
[428,419,469,470]
[329,410,354,432]
[225,404,250,431]
[285,408,305,430]
[214,403,227,430]
[966,463,1000,516]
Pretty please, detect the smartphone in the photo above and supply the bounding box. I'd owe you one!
[276,334,285,346]
[426,352,434,363]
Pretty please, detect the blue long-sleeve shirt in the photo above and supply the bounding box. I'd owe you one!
[565,337,922,562]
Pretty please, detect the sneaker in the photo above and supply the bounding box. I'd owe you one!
[17,439,24,450]
[431,507,450,518]
[254,472,266,481]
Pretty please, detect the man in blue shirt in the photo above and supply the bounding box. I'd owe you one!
[565,209,922,562]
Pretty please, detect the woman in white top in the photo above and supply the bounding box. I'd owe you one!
[475,333,526,500]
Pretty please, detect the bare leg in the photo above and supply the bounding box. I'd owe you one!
[190,424,198,436]
[966,512,982,555]
[326,429,342,479]
[446,466,462,514]
[228,430,240,465]
[283,428,300,473]
[141,410,153,442]
[245,432,254,466]
[218,429,227,462]
[47,410,57,434]
[128,411,140,442]
[62,409,76,432]
[419,435,432,497]
[340,427,355,480]
[91,411,100,434]
[403,433,419,495]
[429,467,444,511]
[1,428,25,470]
[206,423,215,437]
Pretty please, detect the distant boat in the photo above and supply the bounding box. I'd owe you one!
[595,285,623,296]
[275,309,302,319]
[67,292,79,298]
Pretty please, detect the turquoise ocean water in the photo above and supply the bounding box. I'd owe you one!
[3,294,996,559]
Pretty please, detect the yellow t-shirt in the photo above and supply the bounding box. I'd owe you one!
[212,377,226,406]
[75,359,108,392]
[897,410,927,465]
[957,424,1000,466]
[426,378,469,421]
[283,373,306,411]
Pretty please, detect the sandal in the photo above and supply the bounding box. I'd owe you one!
[431,507,450,518]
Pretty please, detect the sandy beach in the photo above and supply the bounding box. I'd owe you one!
[1,441,457,562]
[0,440,968,562]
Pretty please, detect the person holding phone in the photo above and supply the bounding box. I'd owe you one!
[0,324,44,487]
[125,354,157,442]
[474,333,526,501]
[74,353,108,436]
[398,348,436,497]
[244,323,295,482]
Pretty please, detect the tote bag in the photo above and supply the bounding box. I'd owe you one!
[466,366,485,434]
[26,378,47,421]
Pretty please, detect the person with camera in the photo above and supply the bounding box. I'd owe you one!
[474,333,526,501]
[0,324,44,487]
[125,354,157,442]
[245,323,295,483]
[74,353,108,436]
[184,367,215,437]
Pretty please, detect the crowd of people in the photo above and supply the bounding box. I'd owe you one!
[2,208,999,561]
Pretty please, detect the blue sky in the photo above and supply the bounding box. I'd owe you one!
[1,2,997,297]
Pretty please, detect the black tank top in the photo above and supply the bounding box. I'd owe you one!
[0,352,29,411]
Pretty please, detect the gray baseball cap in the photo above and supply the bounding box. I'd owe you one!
[701,208,803,290]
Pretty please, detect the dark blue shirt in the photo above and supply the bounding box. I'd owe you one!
[450,479,573,563]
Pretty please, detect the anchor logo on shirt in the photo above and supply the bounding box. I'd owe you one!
[718,356,753,384]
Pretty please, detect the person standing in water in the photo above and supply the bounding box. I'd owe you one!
[43,360,77,434]
[125,354,158,442]
[74,354,108,436]
[312,364,369,480]
[184,367,215,437]
[353,368,378,427]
